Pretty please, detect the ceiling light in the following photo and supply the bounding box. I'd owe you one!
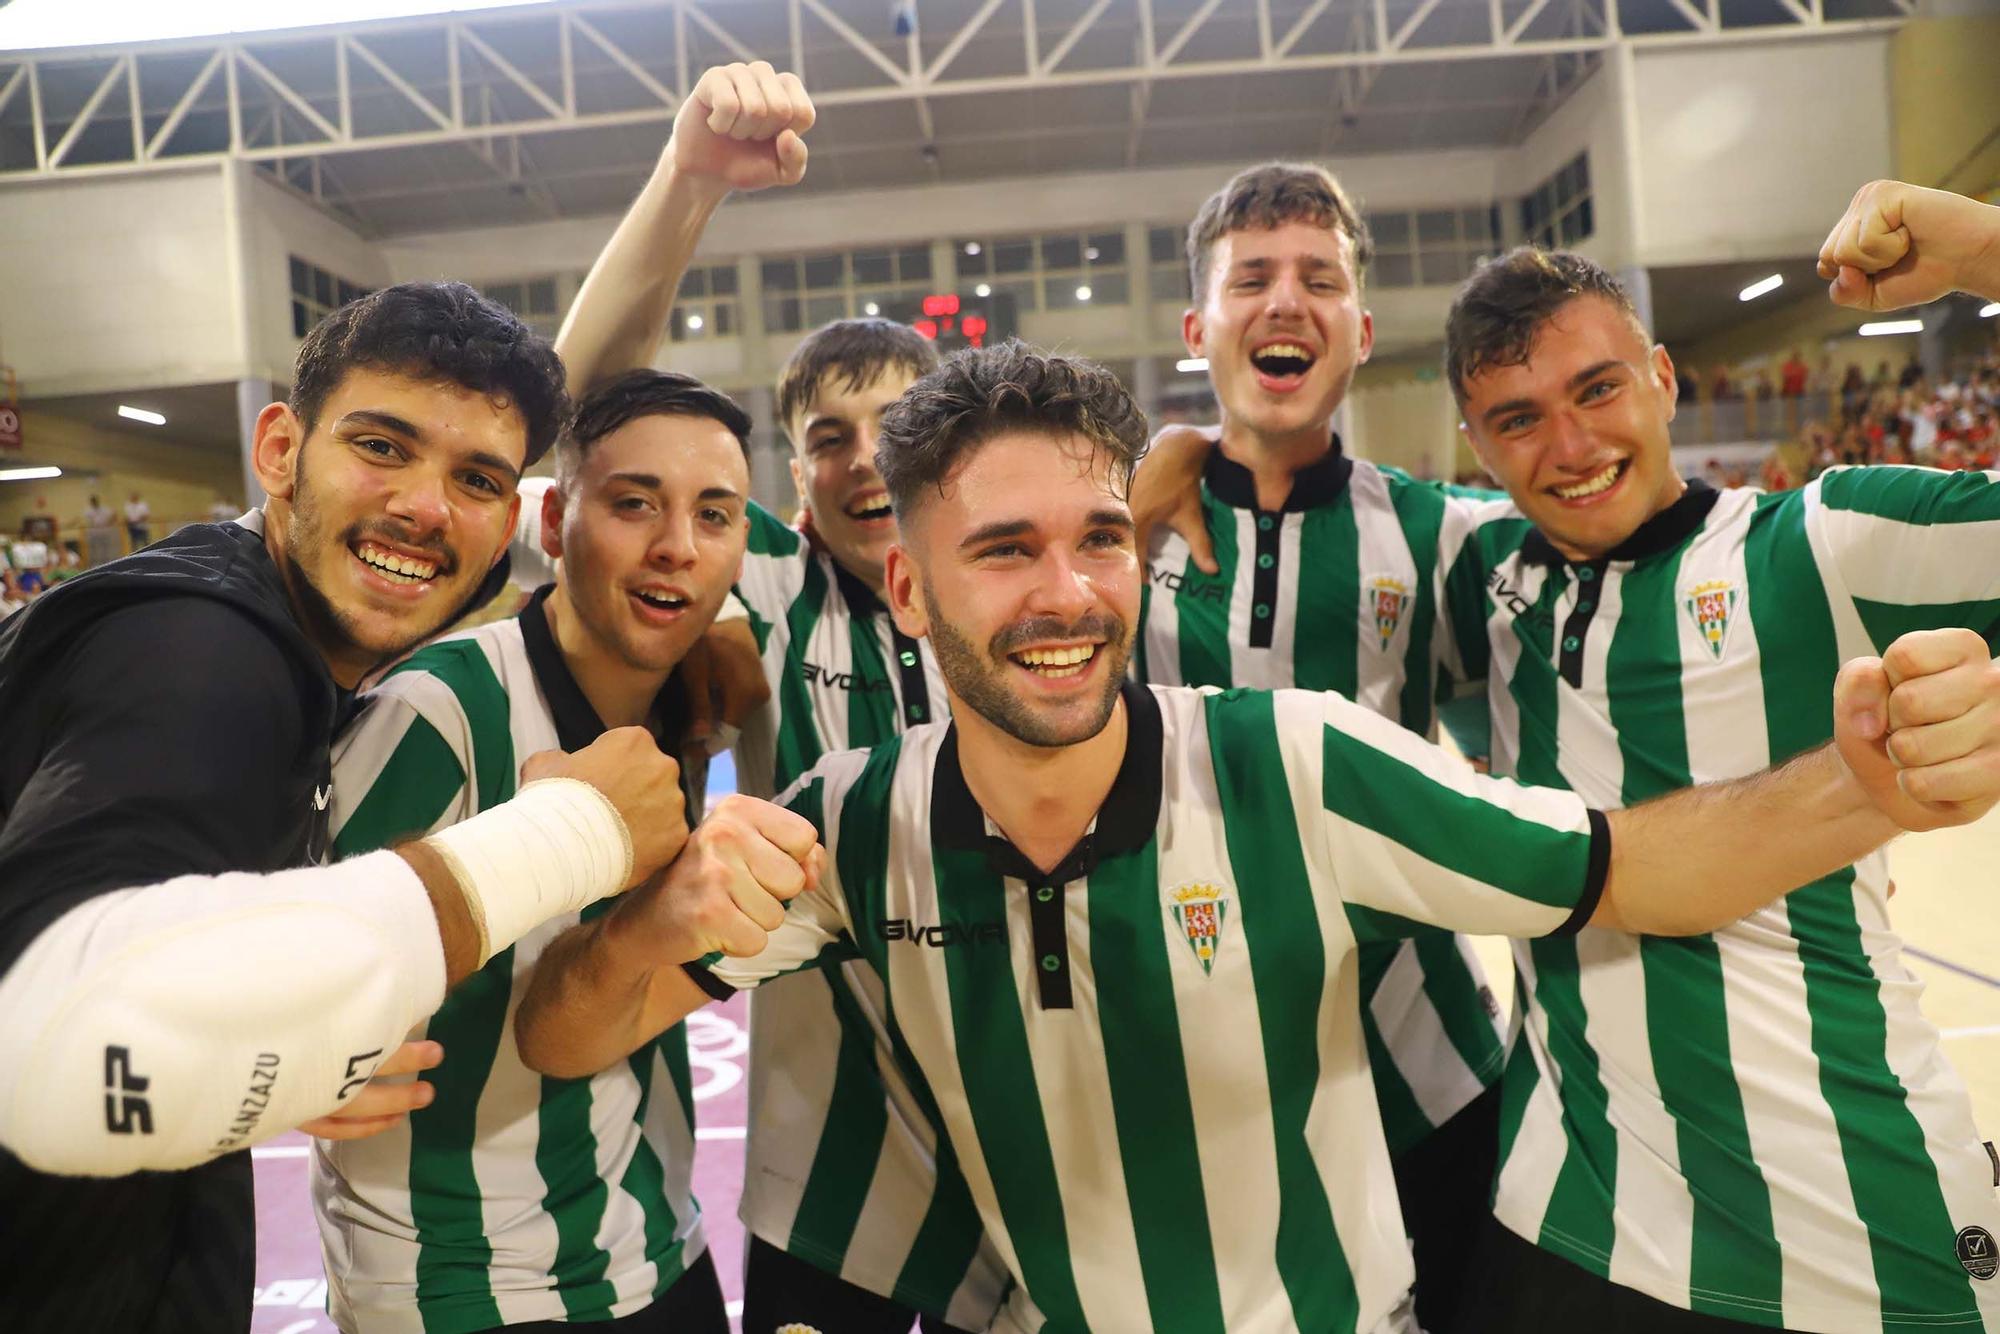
[864,301,880,316]
[1981,302,1999,319]
[1858,319,1922,337]
[975,283,991,298]
[0,466,60,482]
[1177,357,1209,373]
[1737,274,1783,302]
[1075,285,1092,302]
[118,405,166,425]
[686,313,704,331]
[1085,246,1100,262]
[964,242,981,256]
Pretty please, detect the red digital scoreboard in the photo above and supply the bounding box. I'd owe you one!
[884,291,1017,353]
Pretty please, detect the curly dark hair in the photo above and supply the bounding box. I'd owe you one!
[876,341,1149,521]
[556,370,752,486]
[1186,161,1373,301]
[775,318,939,440]
[1444,247,1645,403]
[289,280,570,466]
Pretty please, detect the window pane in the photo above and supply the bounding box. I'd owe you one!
[803,254,843,289]
[1151,266,1190,303]
[289,256,310,295]
[897,246,932,281]
[528,278,557,312]
[1417,209,1457,245]
[993,239,1033,274]
[1045,275,1081,308]
[1460,207,1493,241]
[713,303,735,335]
[806,294,846,325]
[490,282,521,312]
[1149,225,1181,265]
[954,240,988,275]
[1373,253,1415,288]
[314,269,334,306]
[1369,212,1410,247]
[667,306,690,342]
[1573,152,1590,189]
[681,269,708,298]
[1042,235,1082,270]
[1555,169,1575,207]
[709,264,738,295]
[761,259,799,291]
[1419,250,1470,286]
[1086,231,1124,266]
[292,300,311,337]
[853,250,894,285]
[764,295,801,331]
[992,278,1037,311]
[1092,271,1129,304]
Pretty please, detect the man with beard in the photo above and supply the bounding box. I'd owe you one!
[0,284,726,1333]
[314,371,773,1334]
[509,342,2000,1334]
[1135,161,1504,1333]
[555,62,1006,1330]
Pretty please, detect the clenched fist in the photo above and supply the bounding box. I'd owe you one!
[668,61,815,194]
[521,727,689,886]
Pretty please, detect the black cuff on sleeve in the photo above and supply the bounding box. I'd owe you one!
[1549,808,1611,938]
[681,959,737,1002]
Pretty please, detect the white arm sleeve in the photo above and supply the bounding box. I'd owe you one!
[0,850,445,1177]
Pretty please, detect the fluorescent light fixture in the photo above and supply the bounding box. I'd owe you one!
[974,283,992,298]
[1858,319,1923,337]
[118,405,166,426]
[1177,357,1209,373]
[685,313,703,331]
[1737,274,1783,302]
[963,242,981,257]
[864,301,880,316]
[1981,302,1999,319]
[1075,285,1092,302]
[0,466,60,482]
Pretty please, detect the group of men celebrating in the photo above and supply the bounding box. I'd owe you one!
[1,55,1999,1334]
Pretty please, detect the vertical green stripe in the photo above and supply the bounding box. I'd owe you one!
[1388,478,1448,733]
[845,611,896,748]
[834,741,901,972]
[1293,500,1360,697]
[1506,565,1565,789]
[1414,934,1504,1084]
[1492,984,1540,1201]
[892,1133,988,1318]
[1524,936,1616,1276]
[334,713,463,857]
[1206,690,1362,1332]
[932,843,1087,1326]
[385,643,515,808]
[775,561,832,793]
[536,1072,616,1315]
[618,1041,691,1304]
[1362,1008,1434,1159]
[1746,492,1978,1320]
[1089,843,1228,1329]
[786,965,892,1258]
[1609,549,1783,1316]
[1175,492,1238,687]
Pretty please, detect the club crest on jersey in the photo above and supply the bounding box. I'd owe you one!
[1683,578,1739,660]
[1365,574,1410,652]
[1169,882,1230,974]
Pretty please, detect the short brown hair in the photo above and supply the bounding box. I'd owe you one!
[554,370,752,486]
[1445,247,1645,402]
[1186,162,1373,301]
[775,318,938,440]
[876,341,1149,522]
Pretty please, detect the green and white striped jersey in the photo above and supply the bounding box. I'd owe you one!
[1444,469,2000,1332]
[1136,445,1506,1154]
[730,503,1009,1325]
[315,590,707,1334]
[703,679,1608,1334]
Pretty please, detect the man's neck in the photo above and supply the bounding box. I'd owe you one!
[954,694,1128,877]
[1217,413,1335,511]
[543,585,669,730]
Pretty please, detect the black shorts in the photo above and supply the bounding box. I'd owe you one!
[1464,1211,1797,1333]
[1395,1080,1503,1334]
[468,1249,728,1334]
[741,1234,974,1334]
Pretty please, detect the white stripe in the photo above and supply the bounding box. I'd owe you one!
[1813,466,2000,606]
[1368,943,1486,1125]
[1226,509,1263,681]
[1798,480,1880,662]
[1349,462,1418,718]
[1140,525,1187,687]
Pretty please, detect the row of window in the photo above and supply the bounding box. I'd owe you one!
[288,255,372,338]
[1521,152,1594,250]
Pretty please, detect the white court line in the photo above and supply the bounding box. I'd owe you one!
[696,1126,746,1140]
[1942,1024,2000,1039]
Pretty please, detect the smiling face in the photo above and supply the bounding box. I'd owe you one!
[885,430,1138,749]
[255,369,524,684]
[788,365,919,590]
[544,412,749,677]
[1457,296,1686,561]
[1184,220,1374,445]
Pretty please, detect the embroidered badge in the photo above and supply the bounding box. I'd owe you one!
[1365,574,1411,652]
[1168,882,1231,974]
[1683,578,1740,660]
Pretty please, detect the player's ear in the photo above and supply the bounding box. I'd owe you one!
[884,543,928,639]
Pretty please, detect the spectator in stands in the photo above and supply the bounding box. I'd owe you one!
[48,543,82,585]
[0,565,25,621]
[122,490,151,549]
[9,532,49,596]
[1780,348,1809,397]
[1841,362,1868,415]
[81,494,116,568]
[1899,353,1924,389]
[1710,363,1733,399]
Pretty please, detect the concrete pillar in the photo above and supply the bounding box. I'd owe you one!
[236,376,274,509]
[1132,354,1161,424]
[1619,265,1657,338]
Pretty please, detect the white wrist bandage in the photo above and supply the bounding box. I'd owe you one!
[422,777,634,964]
[0,851,445,1176]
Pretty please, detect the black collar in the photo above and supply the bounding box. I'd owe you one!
[516,583,691,753]
[830,556,888,621]
[932,677,1164,885]
[1522,479,1721,568]
[1203,432,1355,513]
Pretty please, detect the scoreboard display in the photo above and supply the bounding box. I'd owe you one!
[881,291,1018,353]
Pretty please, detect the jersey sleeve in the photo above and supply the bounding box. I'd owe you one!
[1303,689,1606,941]
[330,684,477,857]
[1805,466,2000,648]
[1434,495,1521,699]
[688,757,859,995]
